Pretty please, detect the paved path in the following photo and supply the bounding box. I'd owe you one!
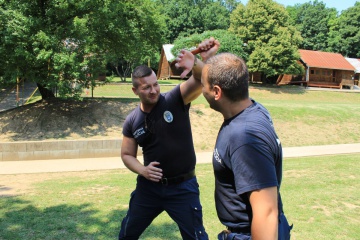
[306,87,360,93]
[1,143,360,175]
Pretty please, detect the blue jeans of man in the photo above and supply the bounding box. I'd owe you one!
[118,175,208,240]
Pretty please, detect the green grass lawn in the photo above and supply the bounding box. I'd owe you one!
[110,76,183,85]
[247,86,360,146]
[80,81,182,98]
[1,154,359,239]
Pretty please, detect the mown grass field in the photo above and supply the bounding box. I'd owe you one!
[1,154,359,239]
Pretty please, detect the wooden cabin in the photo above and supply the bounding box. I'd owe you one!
[278,50,356,89]
[157,44,190,80]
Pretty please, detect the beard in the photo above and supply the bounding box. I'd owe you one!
[143,93,160,105]
[209,101,221,113]
[204,94,221,113]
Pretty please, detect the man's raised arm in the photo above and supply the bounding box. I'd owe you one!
[175,37,220,105]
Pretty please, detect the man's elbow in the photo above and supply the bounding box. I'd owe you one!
[121,152,134,162]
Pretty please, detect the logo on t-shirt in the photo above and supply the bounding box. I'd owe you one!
[133,127,145,138]
[213,148,222,164]
[163,110,173,123]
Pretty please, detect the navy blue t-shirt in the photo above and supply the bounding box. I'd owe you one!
[213,100,283,229]
[122,85,196,177]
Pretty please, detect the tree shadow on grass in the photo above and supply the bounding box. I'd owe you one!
[0,197,181,240]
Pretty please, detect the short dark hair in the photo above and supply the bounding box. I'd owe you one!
[132,65,154,87]
[205,53,249,101]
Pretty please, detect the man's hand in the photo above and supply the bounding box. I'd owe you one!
[198,37,220,62]
[140,161,163,182]
[175,37,220,78]
[175,50,196,78]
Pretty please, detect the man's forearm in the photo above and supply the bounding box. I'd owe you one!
[251,211,278,240]
[249,187,279,239]
[191,57,204,82]
[122,154,145,175]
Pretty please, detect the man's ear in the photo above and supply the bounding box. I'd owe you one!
[213,85,222,100]
[132,87,138,95]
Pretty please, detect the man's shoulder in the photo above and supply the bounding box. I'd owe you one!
[125,105,141,121]
[163,84,181,97]
[162,84,187,108]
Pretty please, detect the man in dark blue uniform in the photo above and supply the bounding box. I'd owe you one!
[118,38,220,240]
[199,53,292,240]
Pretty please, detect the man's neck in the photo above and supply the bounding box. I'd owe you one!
[221,98,253,120]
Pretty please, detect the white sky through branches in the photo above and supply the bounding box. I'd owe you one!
[240,0,358,13]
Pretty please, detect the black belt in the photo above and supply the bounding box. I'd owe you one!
[227,226,251,234]
[160,170,195,185]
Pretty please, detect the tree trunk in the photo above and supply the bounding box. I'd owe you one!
[114,66,125,82]
[36,83,55,99]
[121,62,132,82]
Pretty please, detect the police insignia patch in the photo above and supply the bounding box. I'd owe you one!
[163,111,173,123]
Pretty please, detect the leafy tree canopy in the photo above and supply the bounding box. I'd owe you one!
[0,0,164,99]
[156,0,235,43]
[229,0,303,77]
[287,0,337,51]
[327,2,360,57]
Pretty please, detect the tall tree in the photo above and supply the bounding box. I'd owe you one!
[287,0,337,51]
[202,2,230,31]
[328,2,360,57]
[156,0,232,43]
[0,0,164,99]
[229,0,303,80]
[104,0,166,81]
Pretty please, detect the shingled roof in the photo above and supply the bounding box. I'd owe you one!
[299,49,355,71]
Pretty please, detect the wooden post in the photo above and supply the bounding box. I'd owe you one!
[16,77,19,106]
[91,79,94,98]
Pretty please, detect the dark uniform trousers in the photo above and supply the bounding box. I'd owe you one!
[119,175,208,240]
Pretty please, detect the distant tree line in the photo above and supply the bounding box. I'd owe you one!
[1,0,359,99]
